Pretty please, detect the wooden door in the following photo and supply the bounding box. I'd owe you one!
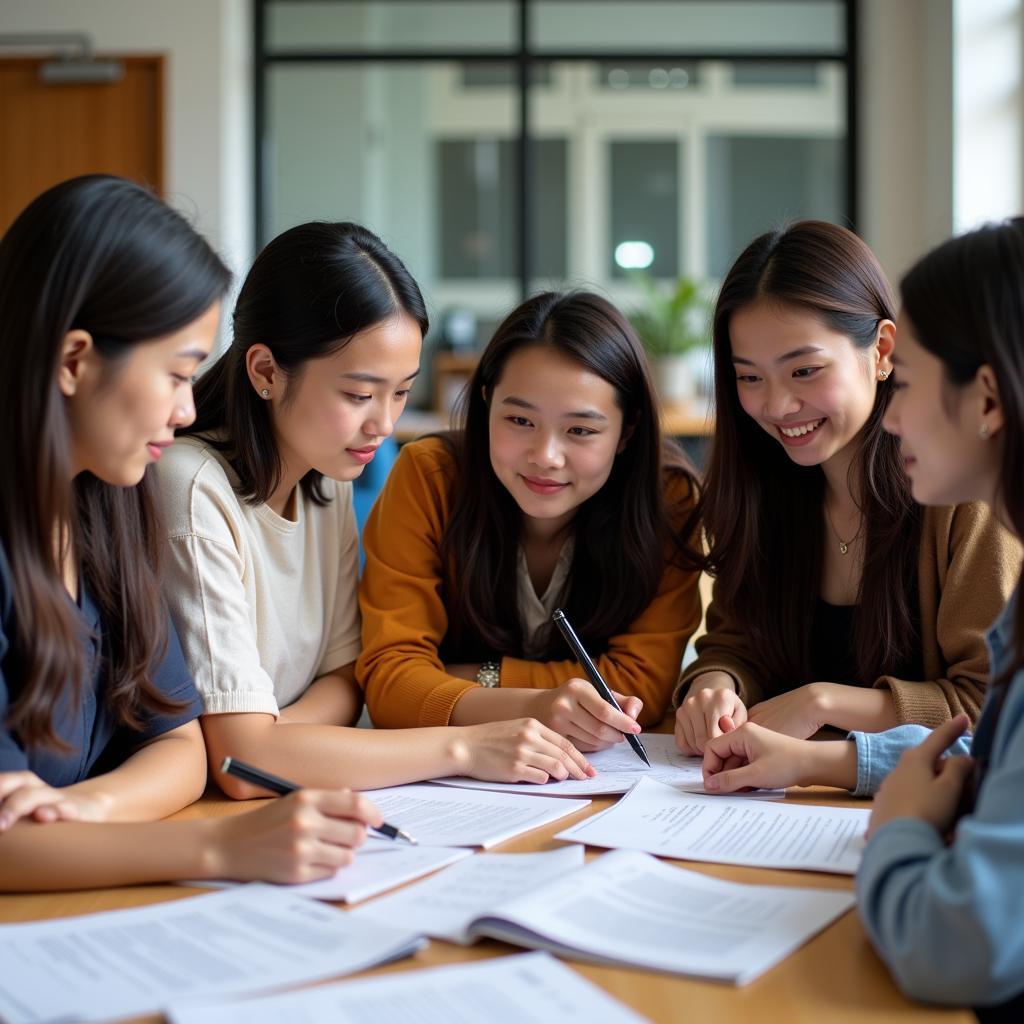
[0,56,163,234]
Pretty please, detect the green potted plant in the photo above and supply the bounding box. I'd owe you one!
[628,273,711,403]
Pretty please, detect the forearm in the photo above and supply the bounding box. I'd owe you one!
[448,686,540,726]
[278,668,363,727]
[205,718,468,794]
[797,739,859,790]
[0,818,219,891]
[64,727,207,822]
[819,683,900,733]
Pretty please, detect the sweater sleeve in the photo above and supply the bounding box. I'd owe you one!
[500,474,702,726]
[357,441,476,728]
[673,585,767,708]
[874,503,1022,727]
[856,681,1024,1006]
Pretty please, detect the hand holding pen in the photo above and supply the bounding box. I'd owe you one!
[548,609,650,765]
[221,757,418,844]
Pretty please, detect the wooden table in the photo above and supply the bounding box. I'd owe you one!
[0,784,970,1023]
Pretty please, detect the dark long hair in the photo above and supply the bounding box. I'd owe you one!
[901,218,1024,690]
[701,221,921,688]
[185,222,428,505]
[0,175,231,749]
[440,291,699,661]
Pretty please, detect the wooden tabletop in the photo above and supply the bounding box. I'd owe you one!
[0,782,970,1023]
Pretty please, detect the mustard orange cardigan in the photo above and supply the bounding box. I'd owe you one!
[357,437,702,728]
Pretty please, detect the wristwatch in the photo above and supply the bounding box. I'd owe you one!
[477,661,501,688]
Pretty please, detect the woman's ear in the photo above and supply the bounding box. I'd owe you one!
[976,364,1005,439]
[875,318,896,379]
[617,421,637,454]
[246,344,279,400]
[57,330,95,397]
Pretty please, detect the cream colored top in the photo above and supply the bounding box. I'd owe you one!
[155,436,362,717]
[516,537,574,660]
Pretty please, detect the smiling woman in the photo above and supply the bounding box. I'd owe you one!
[357,291,704,749]
[673,221,1021,757]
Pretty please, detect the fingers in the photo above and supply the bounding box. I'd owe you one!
[674,707,699,756]
[703,762,760,793]
[0,771,42,801]
[613,693,644,722]
[915,714,971,764]
[719,714,738,734]
[0,785,63,831]
[294,789,383,829]
[569,681,642,735]
[937,754,975,788]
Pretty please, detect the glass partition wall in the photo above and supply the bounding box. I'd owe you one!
[256,0,856,400]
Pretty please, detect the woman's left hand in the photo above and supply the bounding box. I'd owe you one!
[0,771,111,831]
[746,683,832,739]
[867,714,974,839]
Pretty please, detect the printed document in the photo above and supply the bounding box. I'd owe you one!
[556,777,869,873]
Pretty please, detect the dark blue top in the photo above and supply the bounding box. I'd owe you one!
[0,541,203,786]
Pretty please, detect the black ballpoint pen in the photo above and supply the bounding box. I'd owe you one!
[552,608,651,767]
[220,757,418,844]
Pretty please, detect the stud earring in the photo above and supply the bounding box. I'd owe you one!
[878,370,889,381]
[261,388,270,398]
[980,422,990,439]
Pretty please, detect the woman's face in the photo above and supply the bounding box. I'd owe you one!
[729,299,893,471]
[62,302,220,486]
[882,313,1002,508]
[487,345,626,534]
[264,313,422,483]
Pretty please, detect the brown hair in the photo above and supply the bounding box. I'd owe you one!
[0,176,231,749]
[439,291,700,661]
[701,221,921,688]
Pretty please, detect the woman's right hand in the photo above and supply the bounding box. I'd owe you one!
[207,789,383,884]
[459,718,595,784]
[675,673,748,754]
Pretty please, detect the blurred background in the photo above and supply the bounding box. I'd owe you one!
[1,0,1021,452]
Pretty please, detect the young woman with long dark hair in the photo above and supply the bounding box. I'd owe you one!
[0,176,384,890]
[674,221,1018,755]
[702,219,1024,1016]
[358,291,702,750]
[158,224,592,793]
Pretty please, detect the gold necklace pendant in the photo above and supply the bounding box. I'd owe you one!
[839,540,849,555]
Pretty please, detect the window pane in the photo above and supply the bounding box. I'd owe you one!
[438,138,567,279]
[532,2,845,54]
[732,62,820,86]
[609,141,680,280]
[266,1,517,53]
[706,135,845,278]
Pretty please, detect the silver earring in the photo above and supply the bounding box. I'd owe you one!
[878,370,889,381]
[261,388,270,398]
[980,422,990,439]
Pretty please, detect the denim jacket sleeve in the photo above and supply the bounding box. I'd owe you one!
[854,678,1024,1006]
[848,725,972,797]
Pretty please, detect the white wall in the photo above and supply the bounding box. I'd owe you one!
[858,0,954,283]
[1,0,253,281]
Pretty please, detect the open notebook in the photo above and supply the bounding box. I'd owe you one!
[359,847,854,986]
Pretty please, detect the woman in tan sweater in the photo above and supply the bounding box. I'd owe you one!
[674,221,1019,756]
[358,292,703,749]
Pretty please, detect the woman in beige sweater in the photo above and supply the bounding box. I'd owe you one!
[674,221,1020,756]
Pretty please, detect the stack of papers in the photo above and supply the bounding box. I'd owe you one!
[556,777,870,873]
[432,733,782,798]
[0,886,423,1024]
[363,848,855,985]
[362,783,590,847]
[186,837,473,903]
[166,952,648,1024]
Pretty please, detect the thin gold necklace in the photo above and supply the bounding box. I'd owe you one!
[824,501,861,555]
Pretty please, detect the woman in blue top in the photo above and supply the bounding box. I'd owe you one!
[0,176,384,890]
[701,219,1024,1015]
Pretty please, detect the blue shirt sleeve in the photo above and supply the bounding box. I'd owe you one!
[855,683,1024,1006]
[848,724,971,796]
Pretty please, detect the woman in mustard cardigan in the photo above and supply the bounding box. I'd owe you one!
[358,291,703,751]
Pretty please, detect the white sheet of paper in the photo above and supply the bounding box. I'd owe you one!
[431,732,782,798]
[360,784,590,848]
[0,885,423,1024]
[555,777,869,873]
[354,846,584,943]
[165,952,649,1024]
[469,849,855,984]
[182,837,473,903]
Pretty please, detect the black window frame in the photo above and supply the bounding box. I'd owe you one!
[254,0,859,298]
